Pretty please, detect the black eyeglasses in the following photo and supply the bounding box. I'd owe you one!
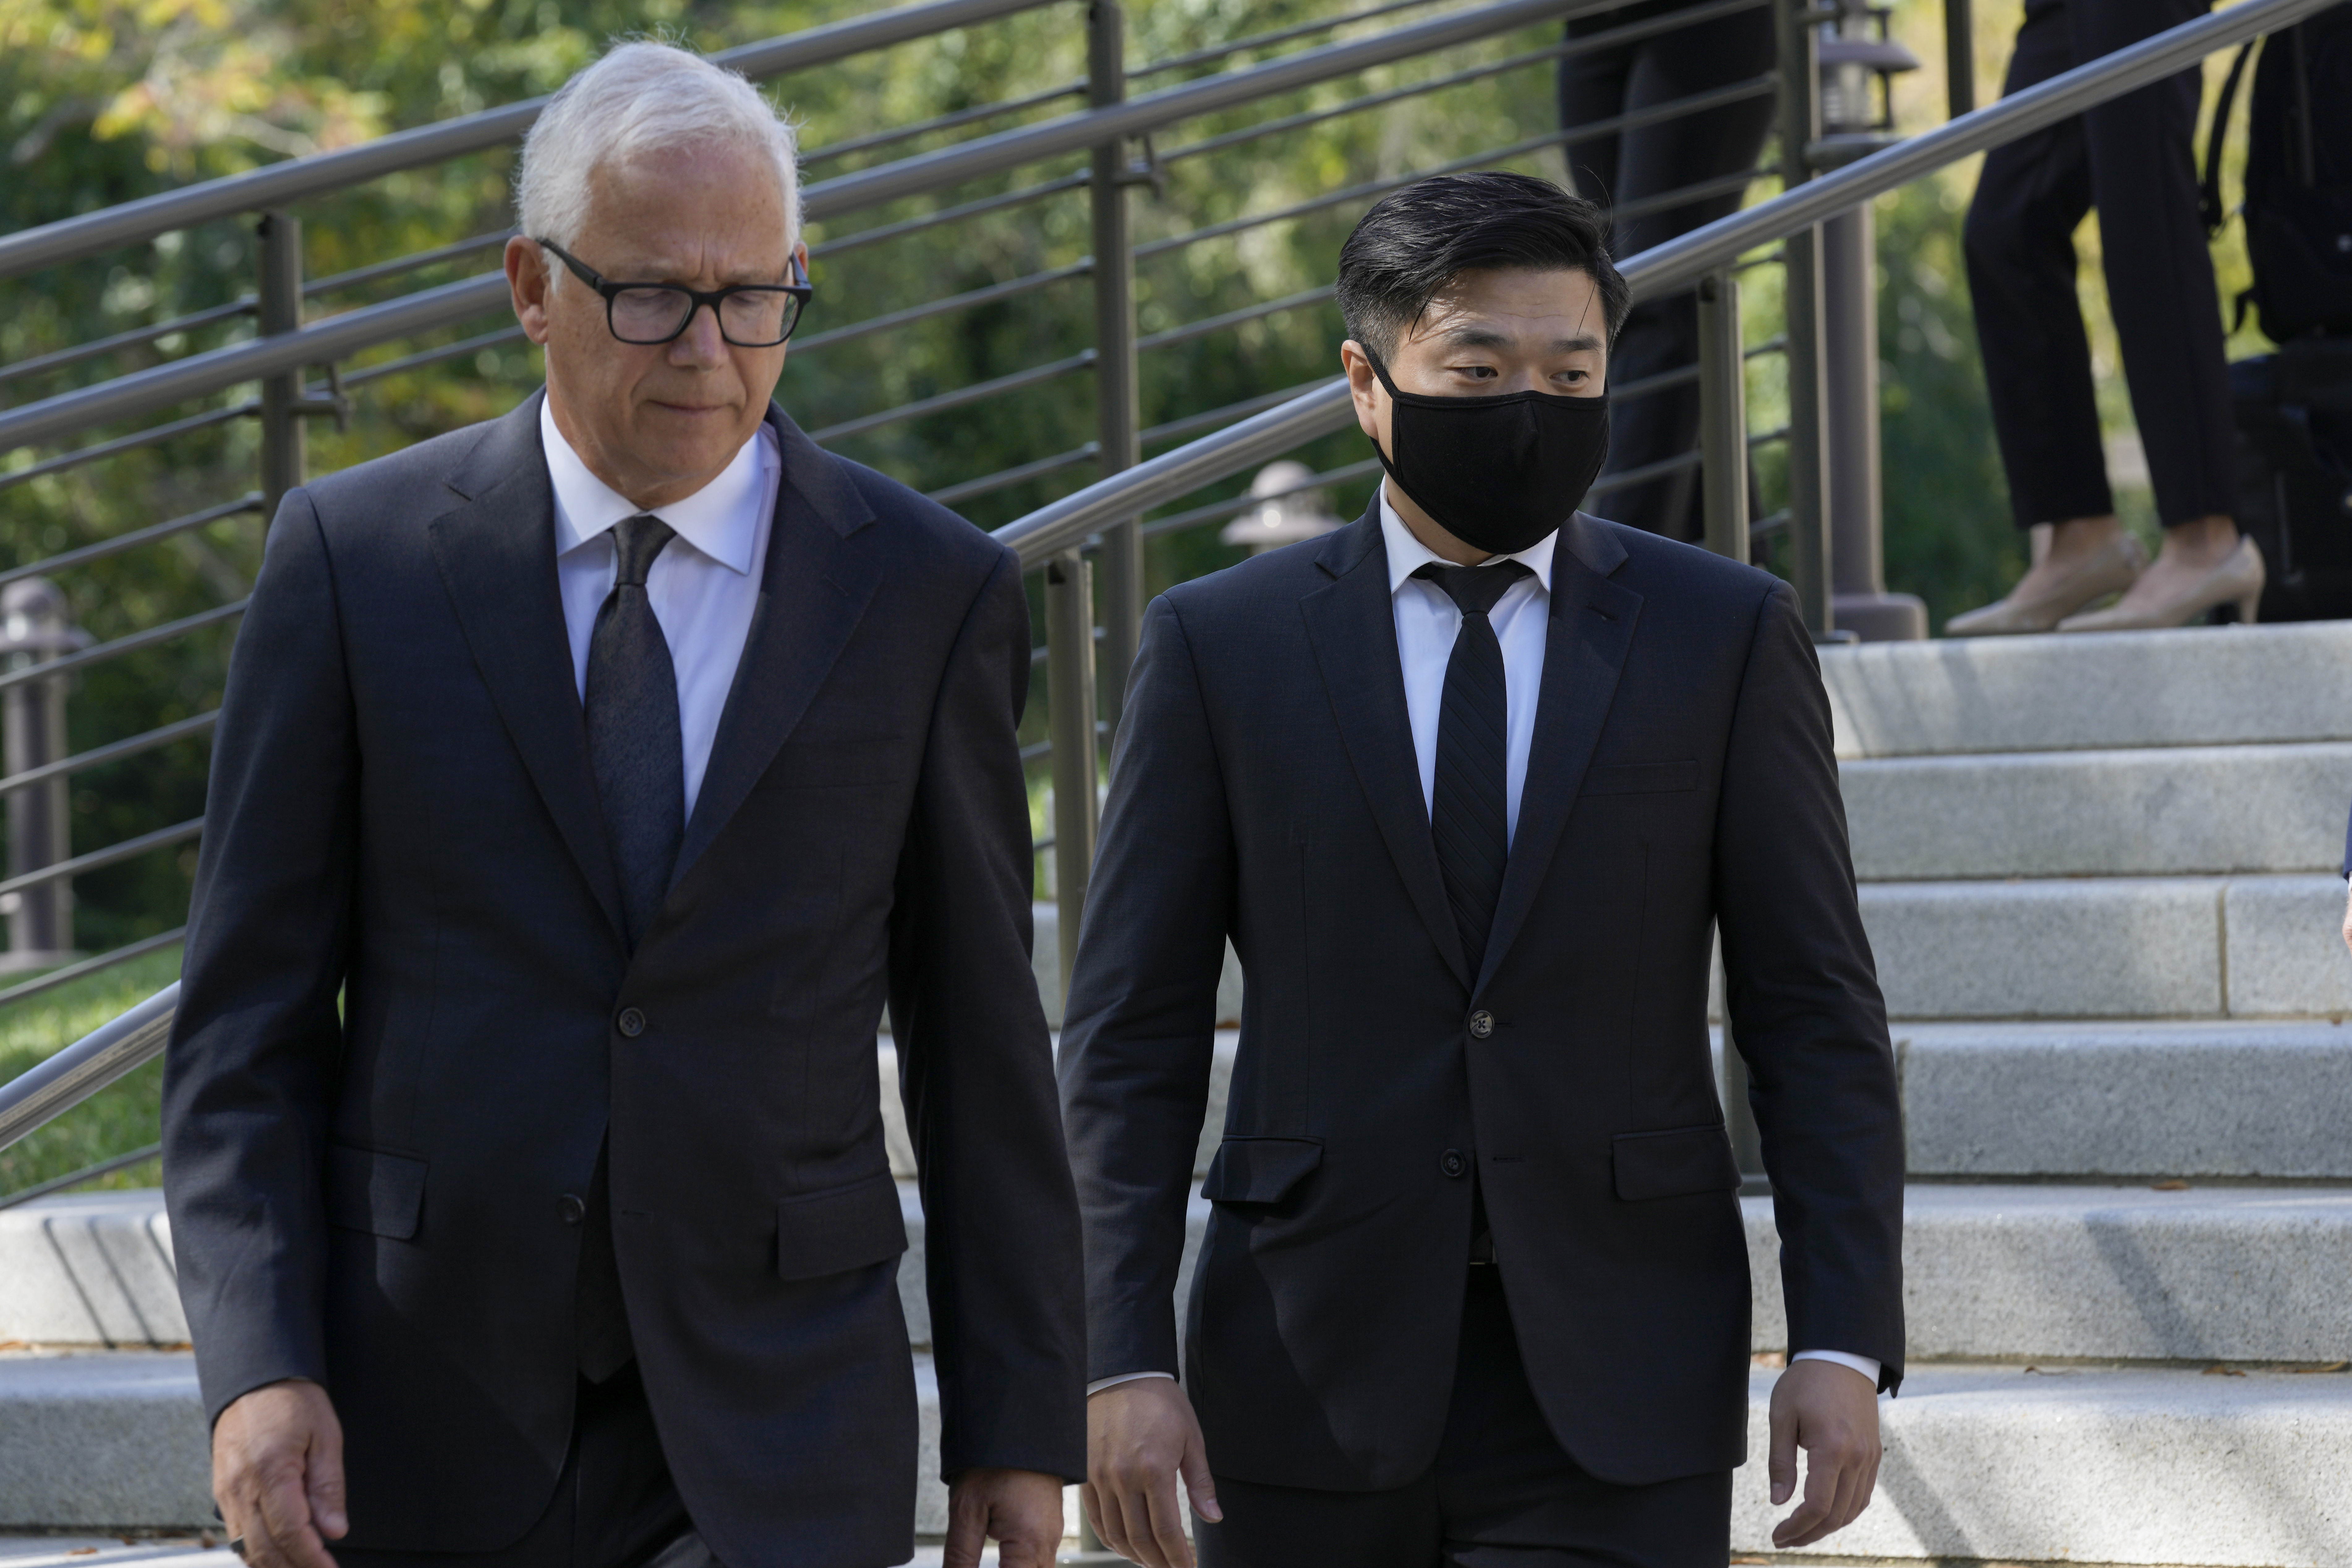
[536,238,812,347]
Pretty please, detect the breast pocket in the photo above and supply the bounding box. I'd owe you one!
[755,733,908,791]
[1583,759,1700,797]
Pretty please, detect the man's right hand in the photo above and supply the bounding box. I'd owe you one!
[213,1379,348,1568]
[1085,1378,1222,1568]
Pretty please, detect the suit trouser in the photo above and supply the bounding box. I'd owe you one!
[1559,0,1778,542]
[1963,0,2236,530]
[332,1363,703,1568]
[1192,1266,1733,1568]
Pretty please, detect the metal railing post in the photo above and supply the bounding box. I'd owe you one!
[1776,0,1834,636]
[1045,552,1100,1002]
[1088,0,1144,731]
[1,580,80,969]
[1946,0,1975,117]
[1696,272,1749,563]
[256,211,306,516]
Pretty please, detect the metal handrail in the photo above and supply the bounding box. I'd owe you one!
[795,0,1608,218]
[0,983,179,1153]
[0,0,1590,462]
[992,0,2339,567]
[0,0,1063,283]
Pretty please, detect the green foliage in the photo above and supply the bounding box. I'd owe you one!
[1875,179,2021,632]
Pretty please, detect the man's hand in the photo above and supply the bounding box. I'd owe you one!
[212,1379,347,1568]
[944,1467,1066,1568]
[1766,1359,1881,1549]
[1085,1378,1221,1568]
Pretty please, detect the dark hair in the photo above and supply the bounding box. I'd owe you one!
[1335,171,1630,359]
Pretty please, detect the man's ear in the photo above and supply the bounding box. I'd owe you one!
[506,236,554,346]
[1341,340,1385,445]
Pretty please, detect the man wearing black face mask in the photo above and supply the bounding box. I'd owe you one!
[1058,172,1904,1568]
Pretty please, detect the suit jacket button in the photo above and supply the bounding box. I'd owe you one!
[1468,1010,1494,1039]
[558,1193,586,1225]
[1440,1149,1468,1179]
[617,1007,646,1037]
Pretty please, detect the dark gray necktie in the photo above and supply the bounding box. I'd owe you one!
[575,513,679,1383]
[586,514,684,950]
[1416,559,1534,981]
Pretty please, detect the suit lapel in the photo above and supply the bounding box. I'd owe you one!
[1477,512,1642,994]
[1300,506,1474,993]
[670,406,881,887]
[424,393,628,944]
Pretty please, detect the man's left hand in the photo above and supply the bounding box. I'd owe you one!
[944,1467,1066,1568]
[1766,1358,1881,1548]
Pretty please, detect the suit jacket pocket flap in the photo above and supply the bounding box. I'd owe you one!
[1200,1137,1324,1205]
[326,1143,426,1240]
[1611,1124,1739,1201]
[1583,759,1700,796]
[776,1172,909,1282]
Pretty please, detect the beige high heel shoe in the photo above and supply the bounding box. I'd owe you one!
[2056,536,2265,632]
[1946,533,2149,635]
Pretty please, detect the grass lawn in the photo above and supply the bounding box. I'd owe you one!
[0,946,184,1201]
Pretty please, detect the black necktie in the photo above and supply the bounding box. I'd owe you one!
[576,513,680,1383]
[1416,559,1533,982]
[586,514,684,949]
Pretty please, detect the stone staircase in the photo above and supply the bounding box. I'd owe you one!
[7,622,2352,1562]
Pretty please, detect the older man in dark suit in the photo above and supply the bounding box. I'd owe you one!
[161,41,1081,1568]
[1061,173,1904,1568]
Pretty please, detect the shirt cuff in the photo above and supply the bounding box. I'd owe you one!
[1088,1371,1178,1396]
[1792,1349,1882,1387]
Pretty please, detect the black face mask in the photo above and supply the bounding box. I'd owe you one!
[1365,348,1610,557]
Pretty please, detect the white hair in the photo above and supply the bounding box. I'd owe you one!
[515,41,801,262]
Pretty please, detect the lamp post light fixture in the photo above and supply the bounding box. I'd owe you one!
[1221,460,1346,554]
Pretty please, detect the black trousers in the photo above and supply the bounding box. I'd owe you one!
[334,1364,696,1568]
[1963,0,2237,530]
[1560,0,1778,542]
[1193,1268,1733,1568]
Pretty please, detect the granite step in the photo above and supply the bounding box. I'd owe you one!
[1842,742,2352,881]
[0,1348,995,1538]
[1745,1185,2352,1363]
[1891,1019,2352,1179]
[1735,1360,2352,1565]
[1856,871,2352,1019]
[1819,620,2352,760]
[7,1350,2347,1564]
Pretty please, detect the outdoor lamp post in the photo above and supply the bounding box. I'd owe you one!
[1815,0,1930,641]
[1,578,88,971]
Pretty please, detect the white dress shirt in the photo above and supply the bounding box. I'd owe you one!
[1089,488,1880,1397]
[542,397,780,818]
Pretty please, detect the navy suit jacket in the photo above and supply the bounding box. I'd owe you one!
[1058,504,1905,1490]
[162,395,1084,1566]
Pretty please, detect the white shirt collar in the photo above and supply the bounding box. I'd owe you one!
[1378,483,1557,599]
[540,395,776,576]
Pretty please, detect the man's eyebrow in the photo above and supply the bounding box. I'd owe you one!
[1431,324,1605,353]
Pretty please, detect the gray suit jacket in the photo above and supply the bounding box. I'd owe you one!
[162,395,1084,1566]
